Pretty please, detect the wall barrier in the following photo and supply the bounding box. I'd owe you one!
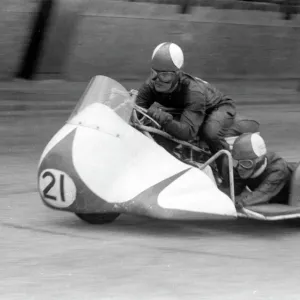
[0,0,299,81]
[0,0,39,80]
[64,1,300,81]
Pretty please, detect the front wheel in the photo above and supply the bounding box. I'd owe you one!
[75,213,120,224]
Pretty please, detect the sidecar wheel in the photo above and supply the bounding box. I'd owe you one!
[75,213,120,224]
[283,218,300,227]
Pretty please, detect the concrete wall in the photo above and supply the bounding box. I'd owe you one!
[65,1,300,81]
[0,0,299,81]
[36,0,85,77]
[0,0,39,80]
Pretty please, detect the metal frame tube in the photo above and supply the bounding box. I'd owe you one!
[133,124,211,156]
[131,105,235,204]
[199,150,235,204]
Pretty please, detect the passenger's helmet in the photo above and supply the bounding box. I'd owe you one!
[232,133,267,179]
[151,42,184,71]
[232,133,266,160]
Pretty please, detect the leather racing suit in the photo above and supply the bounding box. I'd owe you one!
[136,72,236,160]
[234,151,297,207]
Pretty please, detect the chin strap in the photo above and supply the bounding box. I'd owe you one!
[167,79,179,93]
[251,158,267,178]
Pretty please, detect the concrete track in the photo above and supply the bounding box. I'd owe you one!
[1,82,300,300]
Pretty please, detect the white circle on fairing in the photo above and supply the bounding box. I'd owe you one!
[39,169,76,208]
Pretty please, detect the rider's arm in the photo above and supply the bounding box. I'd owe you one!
[135,82,155,109]
[234,169,247,195]
[163,91,206,141]
[220,169,247,197]
[235,169,289,206]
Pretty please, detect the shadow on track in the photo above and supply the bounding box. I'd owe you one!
[48,213,300,240]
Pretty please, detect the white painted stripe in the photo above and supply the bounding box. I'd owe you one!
[152,42,166,59]
[169,43,184,69]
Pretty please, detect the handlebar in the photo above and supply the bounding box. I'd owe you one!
[131,100,210,155]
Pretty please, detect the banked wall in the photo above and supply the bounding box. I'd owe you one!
[1,0,299,80]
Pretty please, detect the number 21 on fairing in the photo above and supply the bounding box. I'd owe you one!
[39,169,77,208]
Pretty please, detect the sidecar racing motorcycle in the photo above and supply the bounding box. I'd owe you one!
[37,75,300,224]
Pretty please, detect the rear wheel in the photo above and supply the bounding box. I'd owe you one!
[75,213,120,224]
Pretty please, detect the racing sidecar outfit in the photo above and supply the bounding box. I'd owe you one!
[136,72,236,160]
[234,151,297,207]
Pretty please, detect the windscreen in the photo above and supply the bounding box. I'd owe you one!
[68,75,134,122]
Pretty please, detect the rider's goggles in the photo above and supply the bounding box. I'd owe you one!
[150,69,176,83]
[233,159,254,169]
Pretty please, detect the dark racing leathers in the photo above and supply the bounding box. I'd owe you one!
[136,72,236,173]
[234,152,297,207]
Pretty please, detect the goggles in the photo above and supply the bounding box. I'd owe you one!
[150,69,176,83]
[233,159,254,169]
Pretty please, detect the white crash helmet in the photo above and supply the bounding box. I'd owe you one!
[151,42,184,71]
[232,133,267,179]
[232,133,267,161]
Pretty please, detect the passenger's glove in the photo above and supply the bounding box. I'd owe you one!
[235,198,244,210]
[235,193,251,210]
[147,102,173,126]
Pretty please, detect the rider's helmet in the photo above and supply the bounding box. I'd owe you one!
[150,42,184,93]
[232,133,267,179]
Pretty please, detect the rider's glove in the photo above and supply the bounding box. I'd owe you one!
[148,102,173,126]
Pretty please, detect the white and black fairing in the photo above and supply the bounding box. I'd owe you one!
[37,76,237,220]
[37,75,300,222]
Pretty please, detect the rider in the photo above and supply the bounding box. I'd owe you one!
[135,42,236,177]
[231,132,297,208]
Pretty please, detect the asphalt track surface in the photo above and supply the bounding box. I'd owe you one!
[1,80,300,300]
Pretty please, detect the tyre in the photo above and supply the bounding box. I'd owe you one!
[75,213,120,224]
